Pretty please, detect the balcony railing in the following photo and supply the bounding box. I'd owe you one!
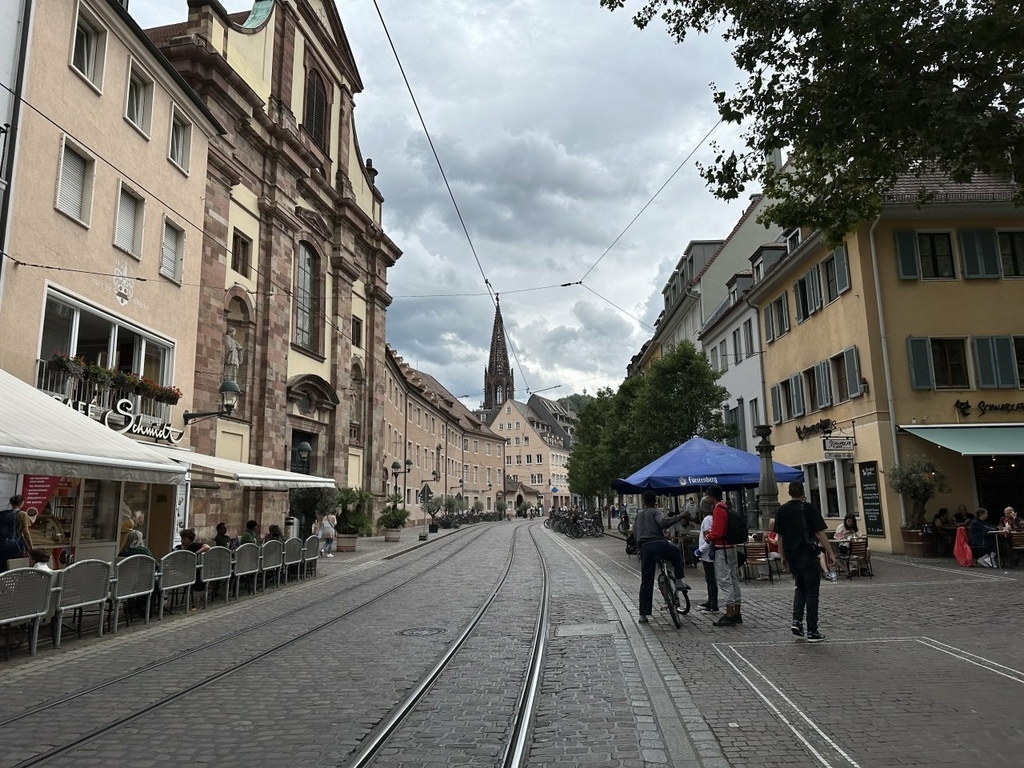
[36,359,176,424]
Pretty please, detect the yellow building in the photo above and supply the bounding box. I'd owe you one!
[747,173,1024,552]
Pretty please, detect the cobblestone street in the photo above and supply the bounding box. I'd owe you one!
[2,521,1021,768]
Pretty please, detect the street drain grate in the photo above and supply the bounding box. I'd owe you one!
[396,627,448,637]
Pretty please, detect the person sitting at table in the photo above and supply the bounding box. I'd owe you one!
[240,519,259,546]
[833,515,872,574]
[118,529,153,558]
[213,521,231,548]
[967,509,997,567]
[265,524,285,543]
[28,548,53,572]
[932,508,956,556]
[995,506,1019,563]
[176,528,210,607]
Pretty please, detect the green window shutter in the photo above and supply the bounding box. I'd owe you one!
[895,230,920,279]
[973,337,997,388]
[809,267,822,312]
[770,384,781,424]
[835,245,851,294]
[815,361,832,409]
[993,336,1017,388]
[780,293,790,332]
[790,374,805,417]
[907,337,934,390]
[794,280,807,323]
[844,346,862,398]
[959,229,1000,279]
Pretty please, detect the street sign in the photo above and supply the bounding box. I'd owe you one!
[420,483,434,502]
[823,437,855,452]
[824,451,855,460]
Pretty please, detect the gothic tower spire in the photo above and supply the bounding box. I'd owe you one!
[483,297,514,411]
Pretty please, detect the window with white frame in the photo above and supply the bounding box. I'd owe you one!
[764,293,790,342]
[794,266,822,322]
[743,319,754,358]
[719,340,728,371]
[749,398,759,433]
[71,6,106,88]
[56,139,95,224]
[830,346,862,401]
[732,328,742,363]
[785,228,802,253]
[709,347,719,372]
[895,230,956,280]
[998,232,1024,277]
[821,245,852,302]
[160,218,184,282]
[295,242,321,351]
[169,108,192,172]
[125,62,154,135]
[114,182,145,257]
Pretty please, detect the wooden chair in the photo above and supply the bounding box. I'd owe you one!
[1010,532,1024,567]
[741,542,775,584]
[841,538,873,578]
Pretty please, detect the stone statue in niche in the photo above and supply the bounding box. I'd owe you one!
[224,327,244,382]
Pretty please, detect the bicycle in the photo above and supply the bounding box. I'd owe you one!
[655,556,690,627]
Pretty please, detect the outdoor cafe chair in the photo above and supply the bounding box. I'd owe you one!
[303,535,319,579]
[158,550,197,620]
[232,542,260,599]
[283,537,303,584]
[741,542,776,584]
[839,538,873,578]
[1010,532,1024,567]
[259,539,284,591]
[109,554,157,633]
[0,568,53,659]
[52,559,111,647]
[201,546,233,607]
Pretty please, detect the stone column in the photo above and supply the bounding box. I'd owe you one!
[754,424,780,529]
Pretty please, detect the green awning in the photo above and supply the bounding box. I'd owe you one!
[901,424,1024,456]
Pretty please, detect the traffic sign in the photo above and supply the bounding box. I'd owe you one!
[823,437,855,452]
[824,451,855,460]
[420,483,434,502]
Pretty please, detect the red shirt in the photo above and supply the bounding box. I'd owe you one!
[707,500,732,547]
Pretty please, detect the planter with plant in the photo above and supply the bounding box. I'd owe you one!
[885,454,950,557]
[334,487,374,550]
[378,498,410,542]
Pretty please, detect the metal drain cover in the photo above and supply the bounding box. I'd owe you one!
[396,627,448,637]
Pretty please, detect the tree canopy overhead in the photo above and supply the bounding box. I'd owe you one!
[600,0,1024,242]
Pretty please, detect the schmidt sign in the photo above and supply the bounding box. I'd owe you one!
[680,476,718,485]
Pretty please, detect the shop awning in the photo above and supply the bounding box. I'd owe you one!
[150,445,336,490]
[900,424,1024,456]
[0,368,187,484]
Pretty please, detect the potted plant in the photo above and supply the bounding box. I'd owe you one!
[82,363,115,389]
[378,498,410,542]
[112,371,142,397]
[495,498,508,521]
[50,352,86,377]
[334,487,374,551]
[156,384,183,405]
[885,454,950,557]
[423,496,443,533]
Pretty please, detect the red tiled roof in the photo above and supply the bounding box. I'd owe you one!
[883,171,1017,204]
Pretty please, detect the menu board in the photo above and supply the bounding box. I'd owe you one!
[858,461,885,536]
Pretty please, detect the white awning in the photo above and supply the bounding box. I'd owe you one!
[150,445,336,491]
[0,368,187,484]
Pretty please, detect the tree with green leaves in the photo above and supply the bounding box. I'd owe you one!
[600,0,1024,242]
[884,455,951,529]
[567,387,617,504]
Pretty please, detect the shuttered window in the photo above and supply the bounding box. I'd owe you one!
[959,230,1001,279]
[764,305,775,342]
[907,337,934,390]
[57,144,88,221]
[770,384,781,424]
[304,70,328,151]
[160,220,183,281]
[815,361,832,409]
[972,336,1017,389]
[844,346,862,398]
[790,374,805,417]
[895,230,920,279]
[114,186,142,256]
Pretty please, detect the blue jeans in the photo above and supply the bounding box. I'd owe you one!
[322,537,335,555]
[702,560,718,609]
[638,539,684,616]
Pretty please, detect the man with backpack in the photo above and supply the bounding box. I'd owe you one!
[774,481,835,642]
[705,484,746,627]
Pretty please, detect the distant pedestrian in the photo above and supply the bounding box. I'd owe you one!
[319,512,337,557]
[775,481,835,642]
[705,485,743,627]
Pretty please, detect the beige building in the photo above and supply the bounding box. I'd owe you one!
[495,396,574,512]
[0,0,222,558]
[383,346,505,524]
[747,173,1024,552]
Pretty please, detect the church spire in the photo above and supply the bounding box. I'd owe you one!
[483,297,514,411]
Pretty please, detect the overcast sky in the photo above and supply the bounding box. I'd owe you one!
[132,0,751,408]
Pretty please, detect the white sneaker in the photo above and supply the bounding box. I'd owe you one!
[326,553,334,558]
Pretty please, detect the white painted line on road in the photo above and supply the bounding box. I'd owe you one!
[719,637,922,647]
[720,644,863,768]
[917,637,1024,684]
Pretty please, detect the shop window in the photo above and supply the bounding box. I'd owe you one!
[57,139,95,224]
[81,479,119,542]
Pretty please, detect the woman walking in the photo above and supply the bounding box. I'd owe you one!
[319,512,337,557]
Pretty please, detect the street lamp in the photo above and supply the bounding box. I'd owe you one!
[183,380,241,425]
[295,441,312,474]
[391,459,413,508]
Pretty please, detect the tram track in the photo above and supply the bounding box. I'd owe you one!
[3,524,500,767]
[346,523,551,768]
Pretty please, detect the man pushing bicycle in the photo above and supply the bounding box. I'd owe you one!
[634,490,691,624]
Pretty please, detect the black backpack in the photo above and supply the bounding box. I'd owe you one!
[724,506,749,545]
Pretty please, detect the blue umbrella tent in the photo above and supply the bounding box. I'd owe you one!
[611,436,803,495]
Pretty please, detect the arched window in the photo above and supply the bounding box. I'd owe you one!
[304,70,328,151]
[295,243,320,350]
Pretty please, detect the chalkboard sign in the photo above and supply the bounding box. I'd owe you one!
[859,461,885,536]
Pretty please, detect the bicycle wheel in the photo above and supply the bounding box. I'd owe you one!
[658,571,682,628]
[617,519,629,534]
[677,584,690,616]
